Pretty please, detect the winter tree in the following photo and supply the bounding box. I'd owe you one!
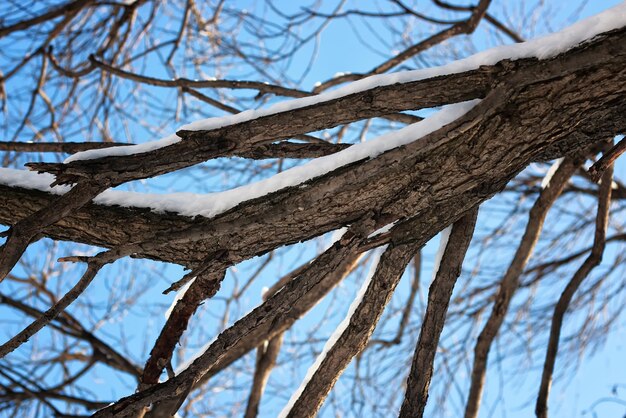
[0,1,625,417]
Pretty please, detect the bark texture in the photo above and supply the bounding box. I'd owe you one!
[1,24,625,418]
[1,29,624,276]
[399,208,478,418]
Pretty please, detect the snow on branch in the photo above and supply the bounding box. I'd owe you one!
[64,3,626,162]
[0,100,478,218]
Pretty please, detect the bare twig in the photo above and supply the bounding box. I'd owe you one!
[90,55,311,98]
[588,137,626,182]
[0,257,108,358]
[312,0,492,93]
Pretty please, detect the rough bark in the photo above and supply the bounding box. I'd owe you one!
[399,208,478,418]
[282,242,419,418]
[144,236,365,418]
[463,157,582,418]
[1,28,624,276]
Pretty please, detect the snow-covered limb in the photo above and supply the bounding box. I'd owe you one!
[541,158,564,189]
[0,100,479,219]
[2,26,625,272]
[430,225,453,282]
[65,2,626,162]
[164,277,196,319]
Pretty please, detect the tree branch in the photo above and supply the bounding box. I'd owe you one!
[588,137,626,182]
[535,149,613,418]
[399,208,478,418]
[243,335,284,418]
[0,257,108,358]
[312,0,492,93]
[463,157,582,418]
[280,242,419,418]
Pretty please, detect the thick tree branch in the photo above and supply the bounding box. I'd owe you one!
[140,268,226,387]
[0,35,624,276]
[27,28,626,190]
[281,242,419,418]
[0,181,106,282]
[0,139,348,159]
[370,252,421,347]
[96,227,370,417]
[399,208,478,418]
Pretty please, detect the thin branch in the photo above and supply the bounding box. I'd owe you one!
[588,137,626,182]
[312,0,492,93]
[0,0,95,39]
[90,55,311,98]
[0,258,106,359]
[399,207,478,418]
[243,335,284,418]
[535,153,613,418]
[463,157,582,418]
[0,292,141,377]
[0,141,133,154]
[433,0,525,43]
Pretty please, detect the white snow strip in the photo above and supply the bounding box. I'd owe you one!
[322,227,348,252]
[0,100,478,218]
[174,336,216,375]
[431,226,453,282]
[164,277,196,319]
[368,222,397,238]
[277,248,386,418]
[65,3,626,162]
[541,158,564,189]
[0,168,71,195]
[65,133,179,162]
